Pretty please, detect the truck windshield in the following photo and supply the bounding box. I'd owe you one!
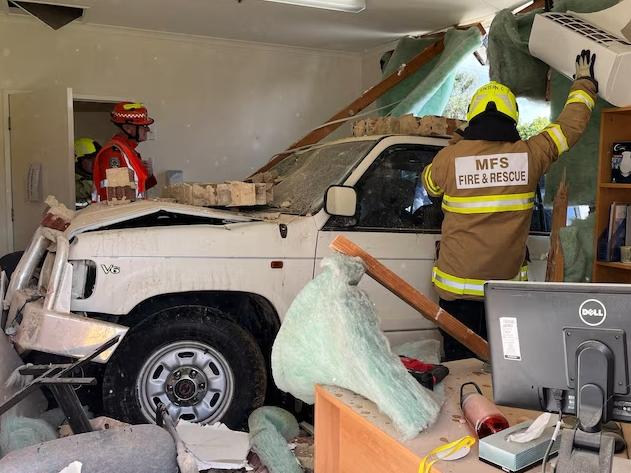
[267,139,379,215]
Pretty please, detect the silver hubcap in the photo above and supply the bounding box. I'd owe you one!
[137,341,234,423]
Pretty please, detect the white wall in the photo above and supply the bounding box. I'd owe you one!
[0,14,362,254]
[73,109,119,148]
[362,44,389,91]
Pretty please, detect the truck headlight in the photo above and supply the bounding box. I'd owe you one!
[70,260,96,299]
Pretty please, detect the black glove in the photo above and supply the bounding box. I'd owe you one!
[574,49,598,92]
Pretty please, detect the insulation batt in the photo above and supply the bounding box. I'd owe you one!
[248,407,302,473]
[271,254,441,440]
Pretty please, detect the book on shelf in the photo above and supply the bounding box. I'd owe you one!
[606,202,629,262]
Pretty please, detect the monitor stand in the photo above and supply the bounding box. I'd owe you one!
[556,340,616,473]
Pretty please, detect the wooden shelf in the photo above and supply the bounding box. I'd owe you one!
[593,107,631,283]
[599,183,631,189]
[596,261,631,270]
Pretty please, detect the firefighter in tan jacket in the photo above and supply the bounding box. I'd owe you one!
[422,50,598,360]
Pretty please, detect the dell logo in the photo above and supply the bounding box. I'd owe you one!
[579,299,607,326]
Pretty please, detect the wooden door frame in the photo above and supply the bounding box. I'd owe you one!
[2,91,129,252]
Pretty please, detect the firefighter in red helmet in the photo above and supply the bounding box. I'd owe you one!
[92,102,157,202]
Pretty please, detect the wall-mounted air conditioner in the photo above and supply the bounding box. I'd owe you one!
[529,2,631,107]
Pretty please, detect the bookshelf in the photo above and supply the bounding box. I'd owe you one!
[592,106,631,283]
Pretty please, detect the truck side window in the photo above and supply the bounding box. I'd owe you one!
[353,145,443,231]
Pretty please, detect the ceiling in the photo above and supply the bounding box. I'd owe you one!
[3,0,527,52]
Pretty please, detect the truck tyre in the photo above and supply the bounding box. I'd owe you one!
[102,305,266,428]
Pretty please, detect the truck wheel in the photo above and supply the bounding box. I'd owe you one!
[102,306,266,428]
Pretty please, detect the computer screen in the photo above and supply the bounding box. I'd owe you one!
[485,281,631,424]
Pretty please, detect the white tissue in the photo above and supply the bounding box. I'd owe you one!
[507,413,552,443]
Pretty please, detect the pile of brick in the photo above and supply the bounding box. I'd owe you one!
[165,180,273,207]
[352,114,466,138]
[106,168,136,205]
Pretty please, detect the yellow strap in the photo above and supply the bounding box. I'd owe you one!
[418,435,476,473]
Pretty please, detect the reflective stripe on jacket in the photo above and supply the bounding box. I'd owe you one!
[422,79,596,301]
[432,265,529,298]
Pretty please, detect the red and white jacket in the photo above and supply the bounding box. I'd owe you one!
[92,134,155,201]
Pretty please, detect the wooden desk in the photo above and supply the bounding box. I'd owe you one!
[314,359,631,473]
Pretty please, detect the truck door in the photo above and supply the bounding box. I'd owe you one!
[315,144,443,345]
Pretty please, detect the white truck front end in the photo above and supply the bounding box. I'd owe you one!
[2,226,127,363]
[1,200,262,364]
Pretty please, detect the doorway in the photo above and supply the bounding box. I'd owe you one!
[73,100,119,150]
[4,89,127,251]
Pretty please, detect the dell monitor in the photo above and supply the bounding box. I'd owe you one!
[485,281,631,473]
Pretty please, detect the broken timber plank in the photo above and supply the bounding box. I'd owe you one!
[251,39,446,176]
[546,171,568,282]
[329,235,491,361]
[516,0,545,14]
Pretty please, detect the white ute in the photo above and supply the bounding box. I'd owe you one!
[0,135,550,427]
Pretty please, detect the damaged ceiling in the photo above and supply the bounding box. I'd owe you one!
[0,0,526,51]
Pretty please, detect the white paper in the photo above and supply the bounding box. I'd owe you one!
[58,462,82,473]
[176,420,250,470]
[499,317,522,361]
[507,413,552,443]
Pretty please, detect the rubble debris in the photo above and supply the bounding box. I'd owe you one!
[0,335,122,455]
[293,436,314,473]
[156,403,197,473]
[0,332,49,456]
[248,406,302,473]
[58,416,129,438]
[41,196,75,231]
[105,168,136,205]
[0,334,47,418]
[351,114,466,139]
[0,415,57,457]
[0,424,178,473]
[165,181,274,207]
[175,420,250,470]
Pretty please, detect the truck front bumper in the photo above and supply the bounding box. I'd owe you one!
[2,227,127,363]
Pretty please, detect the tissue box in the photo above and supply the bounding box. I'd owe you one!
[479,419,560,473]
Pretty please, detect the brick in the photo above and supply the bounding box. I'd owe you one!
[227,181,256,207]
[398,114,419,134]
[106,167,134,187]
[255,183,268,205]
[352,119,366,137]
[217,183,231,206]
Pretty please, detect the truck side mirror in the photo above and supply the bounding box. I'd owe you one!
[325,186,357,217]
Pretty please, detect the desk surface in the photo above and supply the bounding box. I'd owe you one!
[314,359,631,473]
